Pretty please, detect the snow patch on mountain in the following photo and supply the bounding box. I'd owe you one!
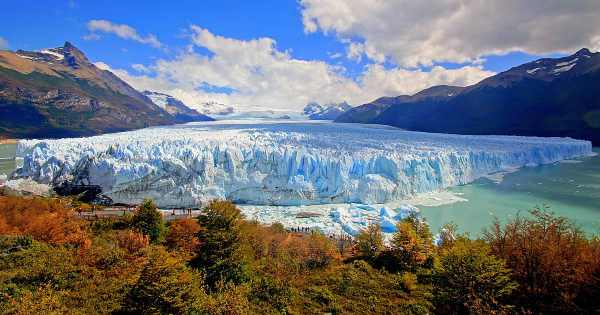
[556,58,578,67]
[553,63,576,74]
[303,102,352,120]
[14,121,592,209]
[526,67,542,74]
[142,91,213,122]
[144,92,169,109]
[196,101,235,116]
[40,49,64,61]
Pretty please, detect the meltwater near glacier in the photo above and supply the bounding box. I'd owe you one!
[14,120,593,211]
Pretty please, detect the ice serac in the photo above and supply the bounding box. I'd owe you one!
[14,121,593,208]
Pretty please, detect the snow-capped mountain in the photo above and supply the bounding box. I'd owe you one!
[336,48,600,145]
[303,101,352,120]
[143,91,213,123]
[0,42,180,139]
[196,101,235,116]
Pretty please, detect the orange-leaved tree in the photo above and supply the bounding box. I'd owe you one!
[0,196,90,248]
[484,208,600,314]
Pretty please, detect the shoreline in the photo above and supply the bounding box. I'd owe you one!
[0,139,18,145]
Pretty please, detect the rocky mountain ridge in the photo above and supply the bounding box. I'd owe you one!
[142,91,213,123]
[0,42,182,138]
[336,48,600,144]
[303,101,352,120]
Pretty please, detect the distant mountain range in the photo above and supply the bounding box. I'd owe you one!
[303,101,352,120]
[196,101,235,116]
[0,42,211,139]
[142,91,212,123]
[336,48,600,144]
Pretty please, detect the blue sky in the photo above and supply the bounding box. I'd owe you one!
[1,0,544,72]
[1,0,597,111]
[2,1,349,71]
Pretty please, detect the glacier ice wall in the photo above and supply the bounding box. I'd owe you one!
[14,120,593,208]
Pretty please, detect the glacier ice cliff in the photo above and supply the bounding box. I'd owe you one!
[14,120,593,208]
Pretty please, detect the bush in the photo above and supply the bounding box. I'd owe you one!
[165,218,201,253]
[116,230,149,255]
[305,231,340,269]
[0,238,132,314]
[249,276,293,313]
[432,238,517,315]
[309,286,337,307]
[356,223,384,259]
[123,247,206,314]
[400,272,418,293]
[202,282,251,315]
[301,260,431,314]
[130,199,165,243]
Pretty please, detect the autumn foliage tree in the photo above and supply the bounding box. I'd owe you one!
[116,229,149,255]
[356,223,384,260]
[123,247,207,314]
[390,215,434,271]
[165,218,201,253]
[0,196,90,248]
[304,231,341,269]
[484,209,600,314]
[432,238,517,314]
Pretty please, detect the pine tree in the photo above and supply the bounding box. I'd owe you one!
[190,200,248,289]
[131,199,165,243]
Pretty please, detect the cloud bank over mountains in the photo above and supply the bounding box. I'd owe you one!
[93,1,600,112]
[300,0,600,67]
[100,25,491,112]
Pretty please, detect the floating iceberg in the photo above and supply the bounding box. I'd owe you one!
[14,120,593,208]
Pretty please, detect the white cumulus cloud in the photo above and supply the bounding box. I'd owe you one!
[86,19,162,48]
[0,36,8,50]
[301,0,600,67]
[96,26,493,112]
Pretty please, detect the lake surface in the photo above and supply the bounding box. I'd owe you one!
[1,143,598,235]
[420,148,600,236]
[0,143,16,176]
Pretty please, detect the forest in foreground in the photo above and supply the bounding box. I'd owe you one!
[0,195,599,315]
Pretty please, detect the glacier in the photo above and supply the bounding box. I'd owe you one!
[14,120,593,211]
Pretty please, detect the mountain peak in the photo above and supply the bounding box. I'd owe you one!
[63,41,75,49]
[575,48,592,56]
[62,41,89,68]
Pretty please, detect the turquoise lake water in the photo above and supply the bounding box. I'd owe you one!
[1,143,598,235]
[420,148,600,236]
[0,143,16,176]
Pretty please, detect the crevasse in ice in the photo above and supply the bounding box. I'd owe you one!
[14,120,593,208]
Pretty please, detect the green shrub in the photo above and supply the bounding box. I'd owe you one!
[432,239,516,314]
[123,247,206,314]
[131,199,165,243]
[191,200,249,289]
[249,276,293,313]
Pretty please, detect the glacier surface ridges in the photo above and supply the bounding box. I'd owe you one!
[15,120,592,208]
